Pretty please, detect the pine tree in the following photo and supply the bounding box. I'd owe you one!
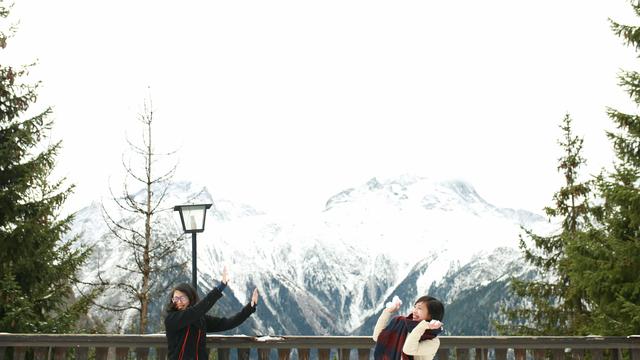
[497,114,592,335]
[0,4,94,333]
[566,3,640,335]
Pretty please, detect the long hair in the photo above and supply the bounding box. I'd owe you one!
[165,282,199,312]
[415,295,445,321]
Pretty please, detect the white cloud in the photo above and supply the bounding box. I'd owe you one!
[5,0,637,216]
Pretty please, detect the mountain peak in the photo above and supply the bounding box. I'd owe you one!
[324,174,488,212]
[366,177,383,190]
[439,179,485,204]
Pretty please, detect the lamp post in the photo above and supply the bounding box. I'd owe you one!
[173,203,212,293]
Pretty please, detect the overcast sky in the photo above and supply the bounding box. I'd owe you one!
[5,0,638,217]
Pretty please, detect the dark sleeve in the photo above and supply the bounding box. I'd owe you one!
[205,303,257,332]
[164,288,224,331]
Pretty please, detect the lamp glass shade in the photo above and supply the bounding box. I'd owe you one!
[174,204,212,233]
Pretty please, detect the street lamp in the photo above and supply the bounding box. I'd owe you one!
[173,203,212,292]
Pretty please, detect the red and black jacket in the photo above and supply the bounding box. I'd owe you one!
[164,287,256,360]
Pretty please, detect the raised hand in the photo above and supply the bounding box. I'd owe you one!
[385,295,402,313]
[385,302,401,313]
[221,266,229,285]
[251,288,259,307]
[426,320,443,329]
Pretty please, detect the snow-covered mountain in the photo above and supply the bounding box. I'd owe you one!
[67,174,553,335]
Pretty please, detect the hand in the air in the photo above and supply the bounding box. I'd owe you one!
[385,295,402,313]
[426,320,443,329]
[221,266,229,285]
[251,288,259,307]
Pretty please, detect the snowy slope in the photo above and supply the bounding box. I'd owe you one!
[68,175,553,335]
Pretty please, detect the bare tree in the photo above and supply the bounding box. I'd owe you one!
[99,96,188,333]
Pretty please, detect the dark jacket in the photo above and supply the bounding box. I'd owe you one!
[164,288,256,360]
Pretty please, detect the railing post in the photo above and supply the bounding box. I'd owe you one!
[12,348,26,360]
[258,348,270,360]
[533,349,545,360]
[95,347,109,360]
[514,349,526,360]
[589,349,603,360]
[632,348,640,360]
[52,347,67,360]
[475,348,488,360]
[494,348,507,360]
[338,348,350,360]
[32,347,47,360]
[278,348,291,360]
[318,349,330,360]
[155,347,167,360]
[571,349,585,360]
[357,348,370,360]
[115,347,129,360]
[552,349,564,360]
[437,348,449,360]
[238,348,251,360]
[456,348,469,360]
[217,348,230,360]
[76,347,89,360]
[135,347,149,360]
[297,348,310,360]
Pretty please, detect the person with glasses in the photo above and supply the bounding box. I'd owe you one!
[164,267,259,360]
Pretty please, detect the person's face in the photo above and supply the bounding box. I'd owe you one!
[412,301,430,321]
[172,290,190,310]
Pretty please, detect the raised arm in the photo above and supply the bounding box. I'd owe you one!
[165,267,229,331]
[164,287,223,330]
[373,299,401,341]
[205,288,259,332]
[372,310,393,341]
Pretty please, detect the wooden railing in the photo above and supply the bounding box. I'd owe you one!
[1,334,639,360]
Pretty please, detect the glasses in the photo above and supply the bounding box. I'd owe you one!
[172,296,188,303]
